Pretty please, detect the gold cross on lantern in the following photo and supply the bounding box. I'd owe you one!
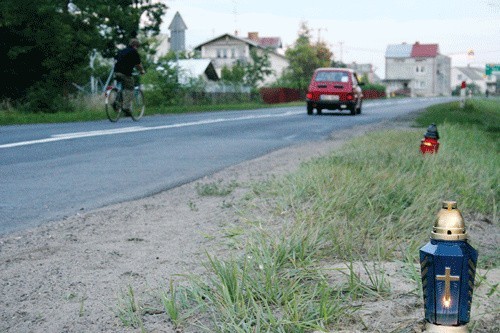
[436,267,460,308]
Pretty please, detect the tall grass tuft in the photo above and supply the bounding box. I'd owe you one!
[116,285,145,332]
[161,280,182,328]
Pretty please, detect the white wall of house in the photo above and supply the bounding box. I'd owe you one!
[154,33,170,60]
[386,56,451,96]
[435,55,451,96]
[386,58,415,80]
[200,37,249,73]
[197,34,289,87]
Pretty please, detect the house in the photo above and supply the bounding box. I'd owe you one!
[385,42,451,97]
[155,34,170,60]
[347,63,381,83]
[451,66,496,94]
[194,32,289,86]
[167,59,219,85]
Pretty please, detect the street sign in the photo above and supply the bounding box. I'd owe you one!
[485,64,500,75]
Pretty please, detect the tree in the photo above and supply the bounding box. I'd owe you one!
[280,22,333,91]
[244,48,273,90]
[0,0,166,112]
[221,62,245,84]
[142,59,185,106]
[220,49,273,90]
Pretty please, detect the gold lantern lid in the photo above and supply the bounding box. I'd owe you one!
[431,201,468,240]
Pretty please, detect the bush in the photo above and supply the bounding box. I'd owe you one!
[142,65,186,107]
[452,82,481,96]
[21,83,75,113]
[362,83,386,92]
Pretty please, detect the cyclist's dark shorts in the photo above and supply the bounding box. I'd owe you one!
[115,72,134,90]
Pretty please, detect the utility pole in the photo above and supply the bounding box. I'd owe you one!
[316,27,327,42]
[339,41,344,63]
[89,49,97,94]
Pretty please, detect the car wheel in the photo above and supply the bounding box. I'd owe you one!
[317,108,322,115]
[307,103,313,115]
[350,106,356,115]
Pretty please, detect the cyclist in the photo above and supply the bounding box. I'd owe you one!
[114,38,145,114]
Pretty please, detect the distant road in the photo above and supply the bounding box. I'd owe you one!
[0,97,454,235]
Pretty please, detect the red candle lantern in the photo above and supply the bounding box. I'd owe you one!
[420,123,440,154]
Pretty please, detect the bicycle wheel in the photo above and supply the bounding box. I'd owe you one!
[105,88,122,122]
[130,89,145,121]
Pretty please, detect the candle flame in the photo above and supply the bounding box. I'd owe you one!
[442,296,451,308]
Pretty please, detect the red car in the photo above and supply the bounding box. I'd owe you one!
[306,68,363,115]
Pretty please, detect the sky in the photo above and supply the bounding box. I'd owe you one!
[159,0,500,78]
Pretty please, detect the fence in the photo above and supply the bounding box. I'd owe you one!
[185,91,260,104]
[260,88,303,104]
[363,89,386,99]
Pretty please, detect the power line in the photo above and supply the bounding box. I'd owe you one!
[446,49,500,56]
[345,46,385,54]
[332,43,385,54]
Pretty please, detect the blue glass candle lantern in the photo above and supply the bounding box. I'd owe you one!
[420,201,478,332]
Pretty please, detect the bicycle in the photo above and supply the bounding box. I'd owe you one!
[105,73,145,122]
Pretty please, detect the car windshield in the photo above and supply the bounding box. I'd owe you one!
[315,71,349,83]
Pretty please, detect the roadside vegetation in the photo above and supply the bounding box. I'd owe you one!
[0,95,302,126]
[116,99,499,332]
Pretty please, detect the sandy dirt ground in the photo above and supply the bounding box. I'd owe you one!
[1,118,498,333]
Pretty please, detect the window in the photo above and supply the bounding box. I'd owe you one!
[217,48,228,58]
[416,66,425,73]
[415,81,426,89]
[315,71,349,82]
[231,48,236,58]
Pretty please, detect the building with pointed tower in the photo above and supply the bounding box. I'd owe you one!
[155,12,187,59]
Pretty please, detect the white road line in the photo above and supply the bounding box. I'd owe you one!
[0,110,303,149]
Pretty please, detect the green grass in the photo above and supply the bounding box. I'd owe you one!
[415,98,500,134]
[255,100,499,265]
[196,180,239,197]
[119,99,499,332]
[0,95,304,126]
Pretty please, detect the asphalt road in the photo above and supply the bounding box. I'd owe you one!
[0,97,454,235]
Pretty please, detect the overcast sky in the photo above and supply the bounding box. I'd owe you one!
[161,0,500,78]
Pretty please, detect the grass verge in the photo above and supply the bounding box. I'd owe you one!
[125,99,499,332]
[0,95,304,126]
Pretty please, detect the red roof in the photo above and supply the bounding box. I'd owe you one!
[411,43,439,58]
[258,37,282,49]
